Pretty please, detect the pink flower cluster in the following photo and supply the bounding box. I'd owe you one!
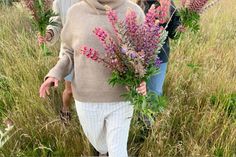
[93,27,117,53]
[23,0,53,20]
[145,5,157,27]
[80,7,167,78]
[180,0,187,7]
[125,10,139,38]
[156,0,171,24]
[80,46,99,61]
[181,0,209,13]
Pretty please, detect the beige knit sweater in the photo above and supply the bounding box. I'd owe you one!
[46,0,145,102]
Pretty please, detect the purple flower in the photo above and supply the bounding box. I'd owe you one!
[130,52,137,59]
[121,46,128,54]
[154,57,162,67]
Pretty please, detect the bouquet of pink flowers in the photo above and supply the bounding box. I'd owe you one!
[22,0,56,55]
[80,6,168,116]
[179,0,221,32]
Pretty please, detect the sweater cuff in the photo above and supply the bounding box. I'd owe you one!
[46,26,60,45]
[44,67,64,81]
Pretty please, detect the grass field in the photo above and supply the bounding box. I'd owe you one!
[0,0,236,156]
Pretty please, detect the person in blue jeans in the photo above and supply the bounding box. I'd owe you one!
[136,0,182,130]
[139,0,181,96]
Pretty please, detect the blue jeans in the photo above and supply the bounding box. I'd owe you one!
[64,73,73,82]
[147,63,168,96]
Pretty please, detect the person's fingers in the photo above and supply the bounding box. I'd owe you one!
[137,89,146,96]
[136,87,146,94]
[45,32,52,41]
[46,88,50,96]
[37,34,46,45]
[143,91,147,96]
[136,81,147,96]
[140,81,146,86]
[38,38,44,45]
[137,86,146,92]
[39,80,51,98]
[39,84,47,98]
[137,82,146,90]
[54,79,59,88]
[39,78,59,98]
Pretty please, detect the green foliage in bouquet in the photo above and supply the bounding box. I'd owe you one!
[109,66,166,116]
[178,8,200,33]
[178,0,221,34]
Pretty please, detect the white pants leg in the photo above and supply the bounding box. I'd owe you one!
[75,100,133,157]
[75,101,108,154]
[105,103,133,157]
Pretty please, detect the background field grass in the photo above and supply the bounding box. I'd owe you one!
[0,0,236,156]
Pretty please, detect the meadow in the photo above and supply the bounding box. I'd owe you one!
[0,0,236,156]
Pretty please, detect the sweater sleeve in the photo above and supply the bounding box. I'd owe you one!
[46,0,63,45]
[45,11,74,80]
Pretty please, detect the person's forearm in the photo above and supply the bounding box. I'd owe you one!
[46,54,73,81]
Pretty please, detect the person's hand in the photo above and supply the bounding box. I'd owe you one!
[136,81,147,96]
[37,30,53,46]
[38,33,45,46]
[39,77,59,98]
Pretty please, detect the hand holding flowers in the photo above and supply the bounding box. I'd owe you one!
[37,29,53,46]
[22,0,57,55]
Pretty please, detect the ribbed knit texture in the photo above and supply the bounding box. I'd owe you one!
[46,0,145,102]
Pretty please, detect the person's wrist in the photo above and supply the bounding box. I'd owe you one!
[46,29,54,41]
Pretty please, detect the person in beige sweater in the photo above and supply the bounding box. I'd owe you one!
[39,0,146,156]
[38,0,80,122]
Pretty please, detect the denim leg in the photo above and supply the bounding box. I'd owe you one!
[147,63,168,96]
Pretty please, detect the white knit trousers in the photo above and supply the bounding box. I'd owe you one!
[75,100,134,157]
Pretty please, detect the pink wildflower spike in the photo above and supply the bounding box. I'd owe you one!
[80,46,88,55]
[181,0,187,7]
[145,5,158,27]
[106,8,122,44]
[93,27,118,54]
[106,8,118,27]
[200,0,221,14]
[93,27,108,42]
[80,46,99,61]
[188,0,209,13]
[156,0,171,24]
[125,9,139,36]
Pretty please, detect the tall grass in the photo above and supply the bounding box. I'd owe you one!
[0,0,235,156]
[0,4,91,156]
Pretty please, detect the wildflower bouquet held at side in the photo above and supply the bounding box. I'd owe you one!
[22,0,57,55]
